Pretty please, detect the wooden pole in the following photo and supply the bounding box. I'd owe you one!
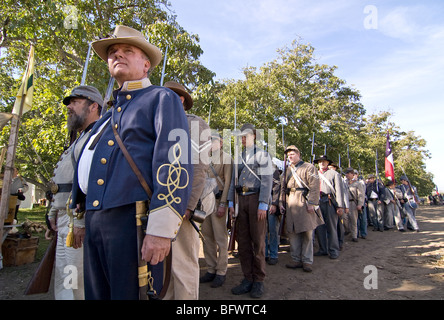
[0,45,31,268]
[0,104,25,269]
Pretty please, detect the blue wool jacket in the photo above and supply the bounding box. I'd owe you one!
[71,83,193,239]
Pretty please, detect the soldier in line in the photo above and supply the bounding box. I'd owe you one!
[163,81,211,300]
[366,174,386,232]
[344,168,366,242]
[313,155,346,259]
[381,182,395,230]
[328,162,349,250]
[200,131,233,288]
[70,26,193,299]
[280,145,322,272]
[228,123,273,298]
[355,172,368,239]
[385,180,406,232]
[265,163,281,266]
[48,85,103,300]
[398,176,420,232]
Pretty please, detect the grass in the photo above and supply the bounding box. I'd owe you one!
[13,206,52,261]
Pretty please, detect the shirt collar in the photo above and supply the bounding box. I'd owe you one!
[120,78,152,92]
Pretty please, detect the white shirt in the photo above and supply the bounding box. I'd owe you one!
[78,119,110,194]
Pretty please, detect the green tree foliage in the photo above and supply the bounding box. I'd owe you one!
[0,0,213,189]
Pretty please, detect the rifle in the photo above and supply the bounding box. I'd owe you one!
[310,132,315,164]
[347,144,351,167]
[24,233,57,295]
[375,149,380,193]
[228,99,239,252]
[278,151,288,236]
[101,76,115,116]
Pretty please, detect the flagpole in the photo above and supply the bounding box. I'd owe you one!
[0,45,33,269]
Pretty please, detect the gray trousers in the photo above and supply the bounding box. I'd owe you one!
[289,230,314,264]
[367,200,384,230]
[402,203,419,230]
[315,196,340,258]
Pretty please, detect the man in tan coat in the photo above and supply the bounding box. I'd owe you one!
[200,131,233,288]
[280,146,322,272]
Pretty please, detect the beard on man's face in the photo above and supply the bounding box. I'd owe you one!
[67,103,90,132]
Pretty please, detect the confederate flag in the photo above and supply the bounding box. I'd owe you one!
[385,132,395,181]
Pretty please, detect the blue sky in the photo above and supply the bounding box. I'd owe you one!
[170,0,444,192]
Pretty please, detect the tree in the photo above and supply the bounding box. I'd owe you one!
[208,39,365,161]
[0,0,214,190]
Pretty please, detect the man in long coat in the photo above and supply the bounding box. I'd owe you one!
[280,146,322,272]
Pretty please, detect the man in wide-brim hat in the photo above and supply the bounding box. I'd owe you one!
[313,155,332,165]
[280,144,322,272]
[92,25,162,69]
[70,25,193,300]
[92,25,162,87]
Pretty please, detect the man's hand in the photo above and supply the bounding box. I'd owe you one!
[257,209,267,221]
[184,209,192,220]
[49,218,58,232]
[141,234,171,265]
[72,227,85,249]
[336,208,344,217]
[216,205,226,218]
[269,205,277,215]
[306,204,315,214]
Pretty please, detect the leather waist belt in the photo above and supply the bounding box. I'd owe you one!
[236,186,259,194]
[287,187,308,192]
[320,192,331,198]
[50,183,73,194]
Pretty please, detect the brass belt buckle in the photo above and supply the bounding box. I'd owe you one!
[50,183,59,194]
[242,186,249,194]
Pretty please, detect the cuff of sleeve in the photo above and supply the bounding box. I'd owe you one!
[47,207,57,220]
[229,201,234,208]
[146,207,183,239]
[258,202,268,211]
[73,218,85,228]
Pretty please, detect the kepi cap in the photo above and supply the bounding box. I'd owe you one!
[63,85,104,107]
[284,145,300,154]
[239,123,256,136]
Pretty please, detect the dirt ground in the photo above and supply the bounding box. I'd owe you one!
[1,205,443,301]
